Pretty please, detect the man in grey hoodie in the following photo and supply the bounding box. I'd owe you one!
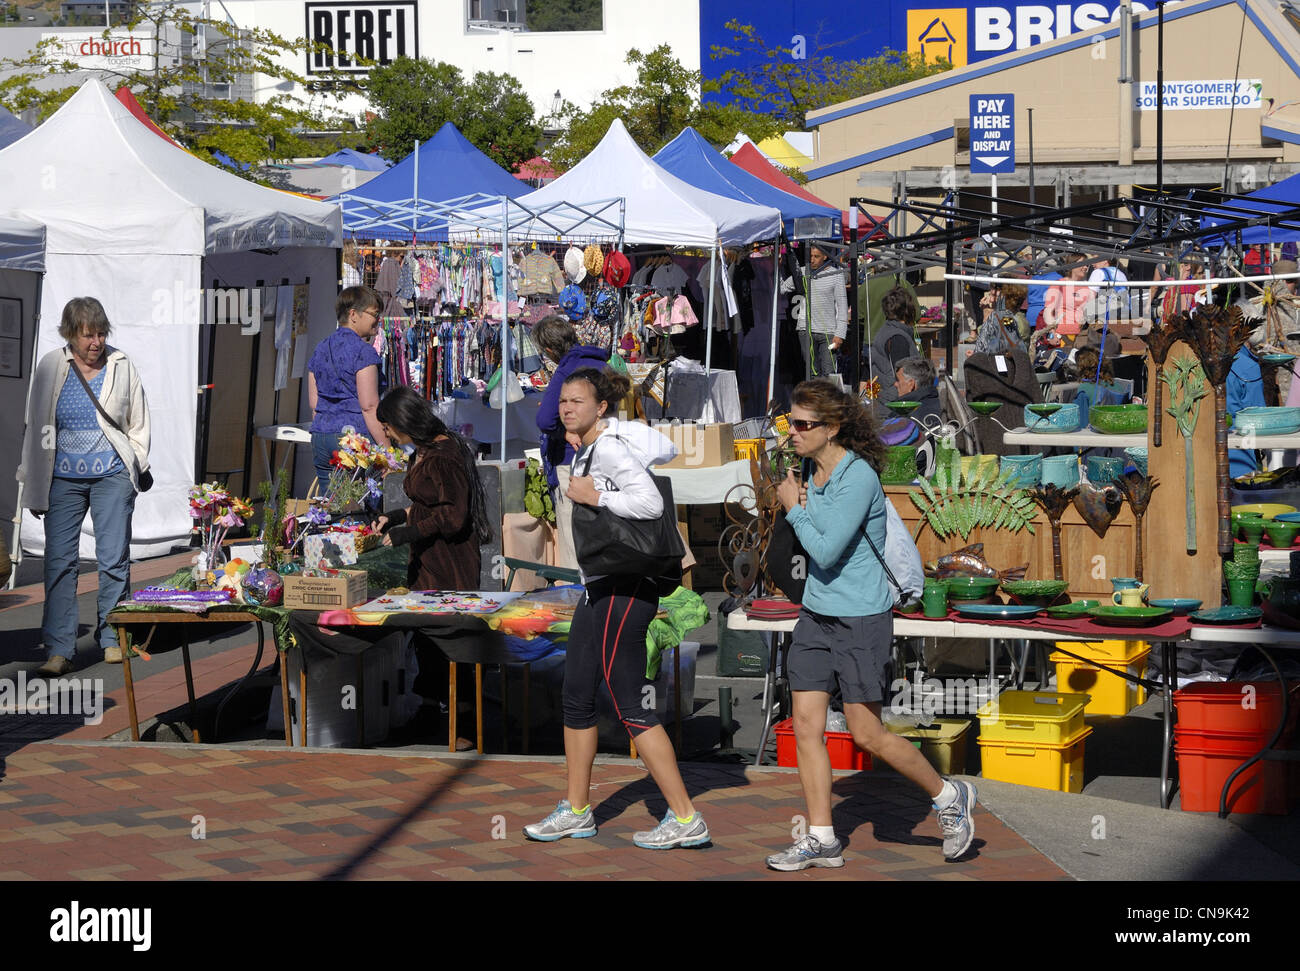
[781,241,847,380]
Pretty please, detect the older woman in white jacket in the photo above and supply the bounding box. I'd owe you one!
[524,367,709,852]
[17,297,150,675]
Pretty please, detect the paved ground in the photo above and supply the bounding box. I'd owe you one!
[2,548,1297,882]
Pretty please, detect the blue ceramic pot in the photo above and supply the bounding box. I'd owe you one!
[1041,454,1080,489]
[1000,453,1043,488]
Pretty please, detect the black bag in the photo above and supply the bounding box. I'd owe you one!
[570,437,685,579]
[69,361,152,492]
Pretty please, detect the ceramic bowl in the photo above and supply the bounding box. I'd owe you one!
[881,444,919,485]
[1124,446,1148,478]
[969,401,1002,416]
[1089,404,1149,435]
[943,576,1001,601]
[1041,454,1081,489]
[1273,512,1300,525]
[1240,520,1267,544]
[960,454,999,483]
[1025,402,1080,433]
[886,399,922,414]
[1086,455,1124,485]
[1231,406,1300,436]
[1147,598,1203,616]
[1265,521,1300,547]
[1000,579,1068,605]
[1000,453,1043,488]
[1231,503,1298,520]
[1045,599,1099,618]
[1259,353,1297,366]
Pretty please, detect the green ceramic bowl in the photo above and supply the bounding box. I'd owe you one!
[1265,522,1300,547]
[1087,605,1173,626]
[1000,579,1069,605]
[969,401,1002,416]
[1045,599,1099,618]
[943,576,1001,601]
[886,399,922,414]
[1088,404,1149,435]
[1240,520,1266,544]
[1026,403,1063,416]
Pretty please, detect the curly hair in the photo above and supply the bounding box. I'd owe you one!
[791,378,886,473]
[1000,284,1028,312]
[563,367,633,413]
[880,286,919,327]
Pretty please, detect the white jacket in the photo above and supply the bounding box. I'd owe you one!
[570,421,675,521]
[17,345,151,511]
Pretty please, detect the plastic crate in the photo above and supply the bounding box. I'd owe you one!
[774,718,873,771]
[1173,730,1292,815]
[892,718,970,775]
[977,725,1092,792]
[1056,639,1150,661]
[1050,648,1150,716]
[1173,682,1299,736]
[977,690,1091,745]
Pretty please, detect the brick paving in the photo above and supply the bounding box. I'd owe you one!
[0,743,1070,880]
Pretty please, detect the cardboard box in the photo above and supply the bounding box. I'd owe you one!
[688,502,753,543]
[283,570,369,611]
[653,422,735,470]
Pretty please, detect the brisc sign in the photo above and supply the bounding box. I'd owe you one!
[908,1,1184,66]
[305,1,418,75]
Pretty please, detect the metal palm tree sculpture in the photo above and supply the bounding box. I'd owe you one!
[1172,306,1253,557]
[1112,471,1160,583]
[1029,483,1080,582]
[1143,318,1183,448]
[1161,354,1209,551]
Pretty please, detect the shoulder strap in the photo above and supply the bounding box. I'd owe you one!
[70,360,125,435]
[848,456,904,597]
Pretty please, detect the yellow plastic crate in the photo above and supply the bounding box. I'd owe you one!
[977,690,1091,746]
[978,726,1092,792]
[733,438,764,462]
[893,718,971,776]
[1050,649,1150,716]
[1055,639,1149,661]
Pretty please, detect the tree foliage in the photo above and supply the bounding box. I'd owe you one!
[0,1,356,175]
[547,44,781,170]
[363,56,541,170]
[704,19,953,130]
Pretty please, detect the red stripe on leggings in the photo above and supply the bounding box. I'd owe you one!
[602,590,640,733]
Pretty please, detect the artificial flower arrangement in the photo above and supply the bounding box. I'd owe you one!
[323,428,408,513]
[188,483,253,585]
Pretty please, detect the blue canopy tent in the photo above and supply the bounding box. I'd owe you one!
[332,122,526,239]
[0,105,32,150]
[653,127,840,238]
[314,148,390,171]
[1200,172,1300,246]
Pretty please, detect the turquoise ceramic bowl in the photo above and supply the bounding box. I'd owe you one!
[1086,455,1124,485]
[1000,453,1043,488]
[1041,454,1081,489]
[1025,402,1081,433]
[1124,446,1148,478]
[1148,598,1203,616]
[1232,407,1300,436]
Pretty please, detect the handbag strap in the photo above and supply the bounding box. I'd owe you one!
[70,358,125,435]
[844,457,905,598]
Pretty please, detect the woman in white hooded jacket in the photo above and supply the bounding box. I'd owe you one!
[524,367,710,851]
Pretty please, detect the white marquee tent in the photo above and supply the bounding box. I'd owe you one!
[482,118,781,246]
[0,79,343,559]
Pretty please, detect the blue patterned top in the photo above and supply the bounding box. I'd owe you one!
[308,327,382,435]
[54,368,124,478]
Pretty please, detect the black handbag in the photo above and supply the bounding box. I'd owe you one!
[570,437,685,579]
[69,361,152,492]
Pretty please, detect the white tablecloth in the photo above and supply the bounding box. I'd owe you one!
[642,367,742,424]
[655,459,754,505]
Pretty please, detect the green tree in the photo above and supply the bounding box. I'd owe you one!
[704,19,953,129]
[0,1,356,174]
[363,57,541,169]
[548,44,780,170]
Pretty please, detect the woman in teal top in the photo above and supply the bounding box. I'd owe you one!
[764,379,978,872]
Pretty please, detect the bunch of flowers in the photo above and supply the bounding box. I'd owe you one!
[324,428,408,513]
[189,483,253,571]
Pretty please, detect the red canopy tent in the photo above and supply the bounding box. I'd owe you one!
[515,155,558,186]
[114,86,184,147]
[728,142,884,240]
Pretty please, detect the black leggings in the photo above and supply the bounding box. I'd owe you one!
[562,575,659,738]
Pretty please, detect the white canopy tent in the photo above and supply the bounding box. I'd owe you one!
[1,215,46,588]
[0,79,342,559]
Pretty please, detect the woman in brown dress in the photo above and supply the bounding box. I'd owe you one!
[376,386,490,590]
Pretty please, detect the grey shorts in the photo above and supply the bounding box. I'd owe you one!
[787,608,893,704]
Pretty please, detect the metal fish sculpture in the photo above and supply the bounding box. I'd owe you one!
[929,544,1028,581]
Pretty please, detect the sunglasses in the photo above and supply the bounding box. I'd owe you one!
[789,419,827,432]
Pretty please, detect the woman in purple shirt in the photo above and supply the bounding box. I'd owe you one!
[307,286,391,490]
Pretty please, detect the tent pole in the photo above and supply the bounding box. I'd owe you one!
[501,196,509,461]
[412,139,419,238]
[705,242,717,384]
[9,274,43,590]
[768,241,779,412]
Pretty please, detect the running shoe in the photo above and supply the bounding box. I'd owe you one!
[523,800,597,841]
[765,834,845,871]
[632,811,710,849]
[936,779,977,861]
